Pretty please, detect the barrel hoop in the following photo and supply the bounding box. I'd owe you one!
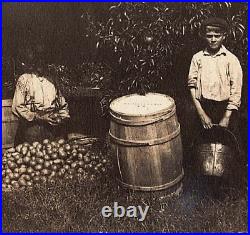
[109,124,180,146]
[110,106,176,126]
[117,168,184,191]
[2,120,19,123]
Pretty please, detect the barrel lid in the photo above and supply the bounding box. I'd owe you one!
[110,93,174,117]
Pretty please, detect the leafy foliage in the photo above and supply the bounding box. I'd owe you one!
[3,56,16,98]
[95,2,247,95]
[2,3,247,109]
[2,59,112,99]
[48,63,112,89]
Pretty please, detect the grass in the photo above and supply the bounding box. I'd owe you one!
[2,159,247,232]
[2,102,248,232]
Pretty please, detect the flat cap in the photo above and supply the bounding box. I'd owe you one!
[201,17,229,33]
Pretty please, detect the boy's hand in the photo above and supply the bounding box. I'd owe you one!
[219,116,230,128]
[190,89,213,129]
[199,112,213,129]
[48,112,70,126]
[35,113,57,125]
[219,110,232,128]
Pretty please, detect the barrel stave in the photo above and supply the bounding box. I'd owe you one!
[109,93,184,191]
[110,113,179,142]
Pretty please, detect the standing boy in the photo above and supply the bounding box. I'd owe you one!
[188,17,243,135]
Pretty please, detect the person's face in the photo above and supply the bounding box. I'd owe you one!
[204,27,225,52]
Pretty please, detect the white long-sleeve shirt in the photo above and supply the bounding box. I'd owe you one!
[188,45,243,110]
[12,73,70,121]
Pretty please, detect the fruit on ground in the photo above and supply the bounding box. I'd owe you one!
[2,137,111,191]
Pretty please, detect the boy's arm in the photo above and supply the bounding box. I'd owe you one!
[187,55,198,88]
[188,55,213,129]
[219,110,232,128]
[227,57,243,110]
[190,88,213,129]
[57,90,70,120]
[12,75,36,121]
[219,57,243,127]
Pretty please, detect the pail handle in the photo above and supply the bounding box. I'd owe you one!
[192,124,240,155]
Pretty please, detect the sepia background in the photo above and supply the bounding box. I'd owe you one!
[2,2,248,232]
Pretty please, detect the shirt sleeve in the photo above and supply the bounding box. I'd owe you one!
[12,75,36,121]
[188,55,199,88]
[227,56,243,110]
[57,90,70,119]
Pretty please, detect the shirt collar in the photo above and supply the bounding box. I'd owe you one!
[32,73,45,82]
[38,76,45,82]
[203,45,227,57]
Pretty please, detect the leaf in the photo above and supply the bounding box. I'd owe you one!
[124,11,130,20]
[232,29,236,40]
[115,36,120,43]
[165,29,170,35]
[235,22,245,31]
[225,2,232,9]
[122,39,126,47]
[189,16,196,24]
[109,5,117,11]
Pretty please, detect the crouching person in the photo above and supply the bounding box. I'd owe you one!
[12,52,70,145]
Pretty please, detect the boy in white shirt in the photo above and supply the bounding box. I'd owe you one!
[188,17,243,134]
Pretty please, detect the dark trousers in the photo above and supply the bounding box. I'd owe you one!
[194,98,241,154]
[200,98,239,132]
[14,119,67,146]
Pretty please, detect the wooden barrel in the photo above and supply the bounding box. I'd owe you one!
[109,93,184,191]
[2,99,19,150]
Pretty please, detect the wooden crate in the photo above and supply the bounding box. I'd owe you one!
[2,99,19,150]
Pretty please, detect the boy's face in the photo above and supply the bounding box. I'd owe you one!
[204,26,225,52]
